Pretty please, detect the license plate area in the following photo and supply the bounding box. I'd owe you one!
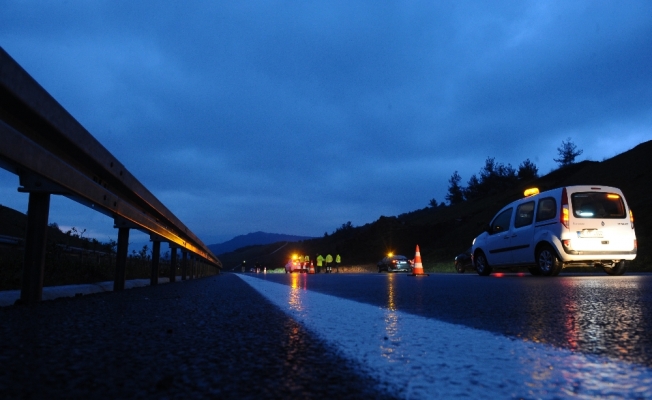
[577,229,603,238]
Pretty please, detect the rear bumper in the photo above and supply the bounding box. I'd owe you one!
[562,244,636,256]
[560,245,636,262]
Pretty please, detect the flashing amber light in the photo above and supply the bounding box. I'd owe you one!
[524,188,539,197]
[292,254,298,260]
[388,252,394,257]
[607,194,620,199]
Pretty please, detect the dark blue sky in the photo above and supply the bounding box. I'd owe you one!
[1,1,651,247]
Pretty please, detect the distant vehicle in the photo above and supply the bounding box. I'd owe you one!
[285,259,308,273]
[472,185,637,276]
[454,248,473,273]
[377,254,412,273]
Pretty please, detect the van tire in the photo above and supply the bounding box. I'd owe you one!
[474,250,492,276]
[604,261,627,276]
[536,245,562,276]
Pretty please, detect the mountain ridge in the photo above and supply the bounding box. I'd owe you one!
[207,231,315,255]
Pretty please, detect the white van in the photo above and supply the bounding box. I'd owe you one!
[471,185,637,276]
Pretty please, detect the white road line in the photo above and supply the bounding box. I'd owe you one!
[238,274,652,399]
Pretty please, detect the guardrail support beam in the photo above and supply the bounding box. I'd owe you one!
[114,227,129,291]
[169,247,177,283]
[181,251,187,281]
[150,240,161,286]
[20,192,51,305]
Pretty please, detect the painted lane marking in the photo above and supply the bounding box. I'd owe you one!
[237,274,652,399]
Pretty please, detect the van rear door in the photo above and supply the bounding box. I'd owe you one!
[568,189,634,252]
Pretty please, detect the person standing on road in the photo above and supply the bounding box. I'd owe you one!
[335,254,341,273]
[325,254,333,273]
[317,254,324,273]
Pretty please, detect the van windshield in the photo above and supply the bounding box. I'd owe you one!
[570,192,626,218]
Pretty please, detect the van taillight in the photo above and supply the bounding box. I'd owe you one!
[560,187,569,229]
[630,210,635,229]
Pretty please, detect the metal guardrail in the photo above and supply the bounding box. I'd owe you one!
[0,47,220,302]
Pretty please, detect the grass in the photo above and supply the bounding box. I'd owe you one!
[423,261,457,273]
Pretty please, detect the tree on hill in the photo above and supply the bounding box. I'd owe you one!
[464,174,482,200]
[428,198,445,208]
[517,159,538,180]
[446,157,539,203]
[554,137,583,167]
[446,171,465,205]
[464,157,517,200]
[334,221,354,234]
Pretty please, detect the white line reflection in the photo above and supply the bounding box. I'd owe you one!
[238,274,652,399]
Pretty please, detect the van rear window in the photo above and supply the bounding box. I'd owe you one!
[571,192,626,218]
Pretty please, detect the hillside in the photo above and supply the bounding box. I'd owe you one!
[207,231,315,255]
[217,140,652,270]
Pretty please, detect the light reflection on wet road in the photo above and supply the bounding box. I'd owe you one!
[239,273,652,398]
[257,272,652,368]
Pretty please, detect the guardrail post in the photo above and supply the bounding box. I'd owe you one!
[169,246,177,283]
[150,240,161,286]
[20,192,51,305]
[114,227,129,291]
[181,251,187,281]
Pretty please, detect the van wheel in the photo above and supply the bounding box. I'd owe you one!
[536,245,562,276]
[604,261,627,276]
[474,251,492,276]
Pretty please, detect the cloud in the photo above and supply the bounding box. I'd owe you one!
[1,0,651,248]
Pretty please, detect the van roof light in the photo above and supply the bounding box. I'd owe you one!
[524,188,539,197]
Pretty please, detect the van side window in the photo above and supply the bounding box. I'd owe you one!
[491,208,513,233]
[515,201,535,228]
[536,197,557,222]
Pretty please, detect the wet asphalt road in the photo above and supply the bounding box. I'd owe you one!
[255,272,652,368]
[2,272,651,398]
[0,274,392,399]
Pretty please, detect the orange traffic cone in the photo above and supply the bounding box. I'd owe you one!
[409,244,429,276]
[309,262,315,274]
